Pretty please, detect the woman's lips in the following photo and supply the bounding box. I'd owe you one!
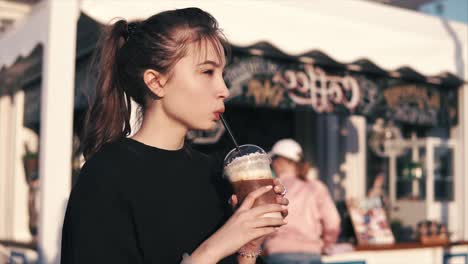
[213,109,224,121]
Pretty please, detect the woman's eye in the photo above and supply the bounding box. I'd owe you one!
[203,69,214,75]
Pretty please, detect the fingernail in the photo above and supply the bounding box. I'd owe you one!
[281,205,287,209]
[274,227,280,230]
[266,185,273,190]
[283,220,288,224]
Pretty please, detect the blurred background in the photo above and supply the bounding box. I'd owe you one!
[0,0,467,263]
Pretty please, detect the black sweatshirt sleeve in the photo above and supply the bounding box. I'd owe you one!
[60,158,143,264]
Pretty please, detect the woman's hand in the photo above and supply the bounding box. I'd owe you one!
[230,179,289,256]
[190,185,287,264]
[230,178,289,216]
[273,178,290,215]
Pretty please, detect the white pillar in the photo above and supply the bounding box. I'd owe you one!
[11,90,31,242]
[0,95,12,239]
[343,115,367,199]
[460,84,468,240]
[129,99,141,136]
[38,0,78,262]
[425,139,435,220]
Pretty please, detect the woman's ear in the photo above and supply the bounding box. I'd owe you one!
[143,69,167,97]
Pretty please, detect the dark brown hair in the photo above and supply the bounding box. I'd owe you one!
[82,8,229,159]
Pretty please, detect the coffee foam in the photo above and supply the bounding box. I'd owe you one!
[225,152,272,182]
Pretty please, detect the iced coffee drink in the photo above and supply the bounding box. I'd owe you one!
[224,145,282,218]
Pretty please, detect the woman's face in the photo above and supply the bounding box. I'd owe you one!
[271,156,298,177]
[160,39,229,131]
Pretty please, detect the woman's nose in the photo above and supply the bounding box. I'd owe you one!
[218,80,230,100]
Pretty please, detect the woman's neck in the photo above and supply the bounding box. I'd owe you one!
[278,172,297,180]
[276,168,298,180]
[131,105,187,150]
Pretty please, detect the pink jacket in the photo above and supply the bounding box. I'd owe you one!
[264,176,341,254]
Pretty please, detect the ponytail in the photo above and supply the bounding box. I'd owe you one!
[82,20,132,160]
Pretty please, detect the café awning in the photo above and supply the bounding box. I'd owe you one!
[2,0,468,80]
[78,0,468,80]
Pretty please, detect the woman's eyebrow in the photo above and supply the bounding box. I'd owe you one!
[197,60,225,68]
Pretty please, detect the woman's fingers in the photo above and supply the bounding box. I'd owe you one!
[251,227,280,238]
[250,217,287,228]
[273,178,282,186]
[238,185,273,211]
[281,209,289,218]
[229,195,238,209]
[276,195,289,206]
[248,203,286,217]
[275,193,289,218]
[231,193,286,209]
[273,179,286,196]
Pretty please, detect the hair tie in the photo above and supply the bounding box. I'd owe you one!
[126,22,139,41]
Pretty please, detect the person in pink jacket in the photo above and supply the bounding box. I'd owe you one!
[264,139,341,264]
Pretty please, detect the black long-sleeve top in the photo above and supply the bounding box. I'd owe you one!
[60,138,238,263]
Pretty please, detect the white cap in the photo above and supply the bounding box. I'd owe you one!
[269,138,303,162]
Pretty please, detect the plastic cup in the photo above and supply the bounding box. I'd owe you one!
[224,144,281,218]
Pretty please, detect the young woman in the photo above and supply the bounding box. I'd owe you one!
[263,139,340,264]
[60,8,288,264]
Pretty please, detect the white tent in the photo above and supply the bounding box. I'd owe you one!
[2,0,468,77]
[0,0,467,262]
[81,0,468,78]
